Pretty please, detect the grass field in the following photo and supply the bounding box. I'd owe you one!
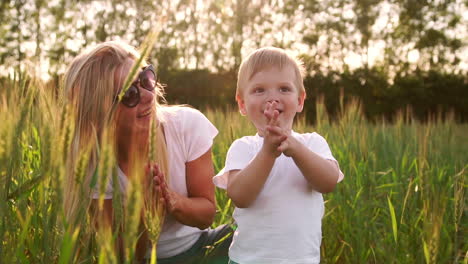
[0,76,466,263]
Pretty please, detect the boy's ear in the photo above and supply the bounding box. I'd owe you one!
[296,91,306,113]
[236,95,247,116]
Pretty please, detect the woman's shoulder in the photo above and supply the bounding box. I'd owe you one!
[159,105,204,121]
[159,105,216,136]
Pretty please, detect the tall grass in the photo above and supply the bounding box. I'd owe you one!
[207,100,467,264]
[0,75,466,263]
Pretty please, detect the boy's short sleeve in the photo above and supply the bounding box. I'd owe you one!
[213,138,254,189]
[306,133,344,182]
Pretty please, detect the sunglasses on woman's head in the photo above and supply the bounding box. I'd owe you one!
[119,64,157,108]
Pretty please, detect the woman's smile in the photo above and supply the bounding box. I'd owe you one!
[138,107,153,118]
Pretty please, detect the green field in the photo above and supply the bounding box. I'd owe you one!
[0,77,466,263]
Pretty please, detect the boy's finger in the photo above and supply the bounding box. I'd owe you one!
[264,102,270,113]
[267,124,287,138]
[271,110,279,125]
[264,103,273,120]
[266,109,279,127]
[278,141,288,152]
[276,134,288,145]
[266,125,283,136]
[271,101,278,111]
[265,102,279,119]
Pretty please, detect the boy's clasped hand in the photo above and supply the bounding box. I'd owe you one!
[263,101,298,157]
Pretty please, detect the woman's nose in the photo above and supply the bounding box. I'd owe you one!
[140,87,155,105]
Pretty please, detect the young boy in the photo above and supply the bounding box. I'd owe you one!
[213,47,344,264]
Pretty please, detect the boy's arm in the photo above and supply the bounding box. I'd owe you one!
[227,107,284,208]
[288,140,339,193]
[268,126,340,193]
[227,147,276,208]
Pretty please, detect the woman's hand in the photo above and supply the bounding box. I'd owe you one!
[147,163,179,214]
[146,150,216,230]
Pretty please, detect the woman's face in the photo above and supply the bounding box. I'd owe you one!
[115,59,156,145]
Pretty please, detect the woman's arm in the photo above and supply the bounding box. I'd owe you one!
[156,148,216,230]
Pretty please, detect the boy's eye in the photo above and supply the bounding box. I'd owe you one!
[279,86,292,92]
[253,87,264,94]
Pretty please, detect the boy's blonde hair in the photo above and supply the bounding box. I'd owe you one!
[236,47,306,98]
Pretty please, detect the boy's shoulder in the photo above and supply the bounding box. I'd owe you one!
[293,131,321,140]
[229,134,262,150]
[234,134,262,143]
[292,131,331,146]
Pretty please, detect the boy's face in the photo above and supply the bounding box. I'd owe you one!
[237,65,305,135]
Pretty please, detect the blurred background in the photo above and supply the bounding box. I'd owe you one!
[0,0,467,122]
[0,1,467,263]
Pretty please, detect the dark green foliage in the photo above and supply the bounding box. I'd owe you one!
[0,0,465,120]
[160,68,468,123]
[163,69,238,111]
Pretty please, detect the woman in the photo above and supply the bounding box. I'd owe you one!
[63,41,231,263]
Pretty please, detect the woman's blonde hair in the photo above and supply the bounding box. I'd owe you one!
[236,47,306,98]
[63,41,168,223]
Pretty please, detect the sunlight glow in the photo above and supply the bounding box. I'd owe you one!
[344,52,362,70]
[126,7,137,17]
[3,0,467,80]
[342,9,354,20]
[368,40,386,66]
[408,50,420,64]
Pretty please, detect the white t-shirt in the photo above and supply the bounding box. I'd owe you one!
[92,106,218,258]
[213,132,344,264]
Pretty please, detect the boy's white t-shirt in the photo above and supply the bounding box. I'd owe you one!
[91,106,218,258]
[213,132,344,264]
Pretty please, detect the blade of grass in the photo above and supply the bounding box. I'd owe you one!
[387,196,398,243]
[58,228,80,264]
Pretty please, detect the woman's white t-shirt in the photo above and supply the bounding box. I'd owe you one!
[92,106,218,258]
[213,132,344,264]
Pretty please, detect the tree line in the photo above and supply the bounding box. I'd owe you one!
[0,0,466,122]
[162,67,467,122]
